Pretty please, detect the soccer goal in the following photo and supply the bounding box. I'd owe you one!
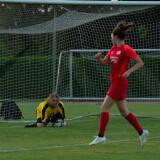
[56,49,160,102]
[0,0,159,121]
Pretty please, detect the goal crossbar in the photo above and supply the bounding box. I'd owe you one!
[1,0,160,5]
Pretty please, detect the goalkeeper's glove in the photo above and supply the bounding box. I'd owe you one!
[46,117,52,123]
[46,112,64,123]
[50,111,64,122]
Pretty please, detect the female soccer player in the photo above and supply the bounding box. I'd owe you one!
[89,21,149,147]
[25,92,66,127]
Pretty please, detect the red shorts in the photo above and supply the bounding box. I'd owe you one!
[107,78,128,101]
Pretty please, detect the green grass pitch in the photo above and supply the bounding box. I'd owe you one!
[0,102,160,160]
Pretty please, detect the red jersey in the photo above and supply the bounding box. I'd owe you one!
[106,44,138,80]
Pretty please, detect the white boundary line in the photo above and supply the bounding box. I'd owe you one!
[0,136,160,153]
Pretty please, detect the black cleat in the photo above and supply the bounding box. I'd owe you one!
[24,123,37,128]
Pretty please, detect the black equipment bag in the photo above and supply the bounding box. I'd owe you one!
[0,100,24,120]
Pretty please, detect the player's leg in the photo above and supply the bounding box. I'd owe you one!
[37,122,47,127]
[116,100,143,132]
[116,100,149,147]
[24,123,37,128]
[89,95,115,145]
[24,109,46,128]
[24,117,46,127]
[116,100,129,117]
[99,95,116,136]
[36,117,47,127]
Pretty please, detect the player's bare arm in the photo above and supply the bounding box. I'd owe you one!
[95,52,109,66]
[121,56,144,78]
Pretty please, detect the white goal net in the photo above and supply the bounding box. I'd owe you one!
[0,1,159,121]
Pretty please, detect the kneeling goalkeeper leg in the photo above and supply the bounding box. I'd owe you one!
[24,123,37,128]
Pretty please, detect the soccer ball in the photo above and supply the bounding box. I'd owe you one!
[51,119,63,127]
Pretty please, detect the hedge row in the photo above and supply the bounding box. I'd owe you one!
[0,55,159,100]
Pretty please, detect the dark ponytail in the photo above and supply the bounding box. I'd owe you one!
[112,21,133,40]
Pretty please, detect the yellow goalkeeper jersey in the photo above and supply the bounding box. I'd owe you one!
[36,101,65,120]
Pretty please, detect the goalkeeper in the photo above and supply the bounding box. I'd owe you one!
[24,92,66,127]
